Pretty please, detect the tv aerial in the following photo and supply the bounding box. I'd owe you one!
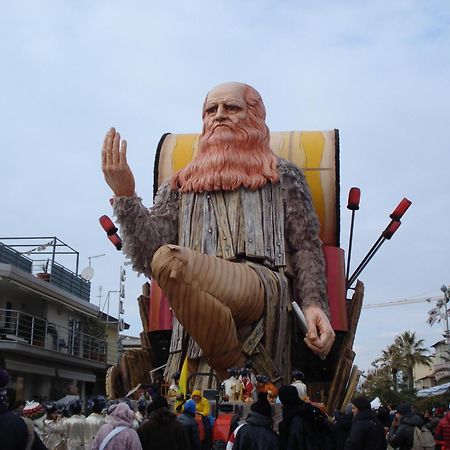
[80,253,106,281]
[81,266,94,281]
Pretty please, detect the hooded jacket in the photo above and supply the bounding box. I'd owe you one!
[233,412,279,450]
[137,407,189,450]
[0,405,29,450]
[345,409,386,450]
[388,412,424,450]
[92,403,142,450]
[176,411,200,450]
[332,412,353,450]
[278,401,333,450]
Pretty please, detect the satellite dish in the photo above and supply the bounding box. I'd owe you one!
[80,266,94,281]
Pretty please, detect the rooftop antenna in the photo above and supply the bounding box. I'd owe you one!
[80,253,105,281]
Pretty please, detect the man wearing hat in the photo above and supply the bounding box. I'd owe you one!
[176,399,201,450]
[278,384,333,450]
[388,403,423,450]
[346,396,386,450]
[137,396,189,450]
[233,392,279,450]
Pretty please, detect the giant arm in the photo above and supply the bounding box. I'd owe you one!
[280,160,329,314]
[112,181,179,277]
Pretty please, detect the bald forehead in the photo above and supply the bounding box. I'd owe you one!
[205,83,247,107]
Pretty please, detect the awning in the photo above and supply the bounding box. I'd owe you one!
[57,368,96,383]
[5,358,56,377]
[417,382,450,398]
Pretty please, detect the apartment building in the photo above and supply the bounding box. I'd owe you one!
[0,237,128,403]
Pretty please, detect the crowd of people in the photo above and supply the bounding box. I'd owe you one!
[3,366,450,450]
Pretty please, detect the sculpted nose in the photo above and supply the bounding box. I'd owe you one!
[215,104,226,120]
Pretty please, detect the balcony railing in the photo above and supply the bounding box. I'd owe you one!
[0,238,91,301]
[0,309,107,363]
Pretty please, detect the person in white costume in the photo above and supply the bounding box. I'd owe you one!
[85,397,106,450]
[65,401,89,450]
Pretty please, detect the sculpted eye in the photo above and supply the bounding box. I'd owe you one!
[206,105,217,114]
[226,104,241,112]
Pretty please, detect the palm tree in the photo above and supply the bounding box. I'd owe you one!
[395,330,433,390]
[376,344,403,392]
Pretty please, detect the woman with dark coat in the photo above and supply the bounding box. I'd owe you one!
[345,397,386,450]
[278,385,333,450]
[137,396,190,450]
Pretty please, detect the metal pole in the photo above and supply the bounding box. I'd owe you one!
[346,210,356,288]
[441,285,450,342]
[51,237,57,270]
[347,236,385,288]
[31,316,35,345]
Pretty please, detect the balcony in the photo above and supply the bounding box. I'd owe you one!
[0,308,107,363]
[0,238,91,302]
[433,362,450,382]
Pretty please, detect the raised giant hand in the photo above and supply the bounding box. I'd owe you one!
[101,127,135,197]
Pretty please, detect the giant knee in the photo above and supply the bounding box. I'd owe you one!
[151,244,187,284]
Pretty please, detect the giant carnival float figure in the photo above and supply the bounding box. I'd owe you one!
[101,82,369,400]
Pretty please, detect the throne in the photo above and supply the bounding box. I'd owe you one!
[146,129,363,410]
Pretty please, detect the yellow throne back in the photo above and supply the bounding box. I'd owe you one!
[153,130,340,246]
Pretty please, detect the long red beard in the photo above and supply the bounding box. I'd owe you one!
[171,120,280,193]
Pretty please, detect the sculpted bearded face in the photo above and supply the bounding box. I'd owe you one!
[171,82,280,193]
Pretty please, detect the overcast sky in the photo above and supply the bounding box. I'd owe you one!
[2,0,450,373]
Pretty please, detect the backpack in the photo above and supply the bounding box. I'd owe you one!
[411,426,436,450]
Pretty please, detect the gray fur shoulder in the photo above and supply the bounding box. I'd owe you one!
[154,179,180,204]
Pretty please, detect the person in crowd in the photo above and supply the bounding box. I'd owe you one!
[137,396,189,450]
[278,384,333,450]
[64,401,88,450]
[168,372,181,401]
[388,403,423,450]
[0,369,47,450]
[191,389,212,449]
[345,396,386,450]
[134,400,147,426]
[239,369,254,402]
[374,405,390,432]
[42,404,67,450]
[222,368,242,401]
[255,374,278,403]
[12,400,26,416]
[92,402,141,450]
[427,407,445,434]
[85,396,106,450]
[148,373,164,400]
[191,390,210,417]
[233,392,279,450]
[291,370,307,401]
[22,401,48,442]
[176,399,201,450]
[331,404,353,450]
[434,408,450,449]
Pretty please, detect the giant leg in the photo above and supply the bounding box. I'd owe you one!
[151,245,265,375]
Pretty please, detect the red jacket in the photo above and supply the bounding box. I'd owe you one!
[435,412,450,448]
